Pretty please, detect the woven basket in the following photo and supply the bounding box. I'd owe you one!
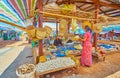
[25,26,36,38]
[59,19,68,30]
[16,64,35,78]
[36,28,46,39]
[44,26,52,37]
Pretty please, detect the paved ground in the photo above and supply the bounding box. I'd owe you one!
[0,46,34,78]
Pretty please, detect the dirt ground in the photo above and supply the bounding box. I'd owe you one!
[44,51,120,78]
[0,40,17,48]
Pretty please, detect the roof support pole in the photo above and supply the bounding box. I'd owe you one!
[93,2,99,49]
[56,21,58,36]
[68,21,70,34]
[38,0,43,56]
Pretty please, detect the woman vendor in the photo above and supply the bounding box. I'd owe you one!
[54,36,63,47]
[79,26,92,67]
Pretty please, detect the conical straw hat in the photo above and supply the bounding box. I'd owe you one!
[82,21,92,30]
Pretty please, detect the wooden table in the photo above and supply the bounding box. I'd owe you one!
[35,65,77,78]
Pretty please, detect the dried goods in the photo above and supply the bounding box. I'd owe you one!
[17,64,35,75]
[35,57,75,73]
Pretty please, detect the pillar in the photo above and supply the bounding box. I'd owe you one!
[56,21,58,35]
[68,21,70,34]
[93,3,99,49]
[38,0,43,56]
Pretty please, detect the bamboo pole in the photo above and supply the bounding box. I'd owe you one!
[56,21,58,35]
[38,0,44,56]
[0,19,25,30]
[44,7,93,15]
[39,11,95,21]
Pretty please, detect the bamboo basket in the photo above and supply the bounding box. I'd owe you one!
[36,28,46,39]
[25,26,36,38]
[44,26,52,37]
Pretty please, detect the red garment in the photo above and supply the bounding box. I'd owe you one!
[81,31,92,66]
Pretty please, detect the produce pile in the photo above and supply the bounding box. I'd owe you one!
[17,64,35,74]
[35,57,75,73]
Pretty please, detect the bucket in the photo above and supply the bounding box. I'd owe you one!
[16,64,35,78]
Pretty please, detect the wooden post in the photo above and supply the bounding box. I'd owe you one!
[38,0,43,56]
[93,2,99,49]
[68,21,70,34]
[33,17,36,26]
[56,21,58,35]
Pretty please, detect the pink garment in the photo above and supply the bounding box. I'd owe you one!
[81,31,92,66]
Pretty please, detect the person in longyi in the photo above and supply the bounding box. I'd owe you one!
[54,36,63,47]
[79,26,92,67]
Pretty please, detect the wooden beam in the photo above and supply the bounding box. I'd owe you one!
[79,3,86,8]
[100,9,116,14]
[45,0,49,5]
[99,1,120,10]
[86,7,95,11]
[107,11,120,15]
[105,0,115,4]
[82,5,93,10]
[56,0,94,5]
[99,8,106,15]
[111,13,120,17]
[39,11,95,21]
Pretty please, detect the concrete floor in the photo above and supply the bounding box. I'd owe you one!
[0,46,34,78]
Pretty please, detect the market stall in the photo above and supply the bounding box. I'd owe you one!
[1,0,120,78]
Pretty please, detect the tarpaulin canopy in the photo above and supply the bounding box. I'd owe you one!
[0,0,37,26]
[0,0,120,32]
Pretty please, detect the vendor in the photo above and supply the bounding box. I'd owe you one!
[49,37,54,45]
[54,36,63,47]
[43,37,50,46]
[79,26,92,67]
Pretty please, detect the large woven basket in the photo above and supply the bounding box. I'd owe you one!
[36,28,46,39]
[25,26,36,38]
[44,26,52,37]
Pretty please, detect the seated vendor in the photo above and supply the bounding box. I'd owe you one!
[43,37,50,46]
[54,36,63,47]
